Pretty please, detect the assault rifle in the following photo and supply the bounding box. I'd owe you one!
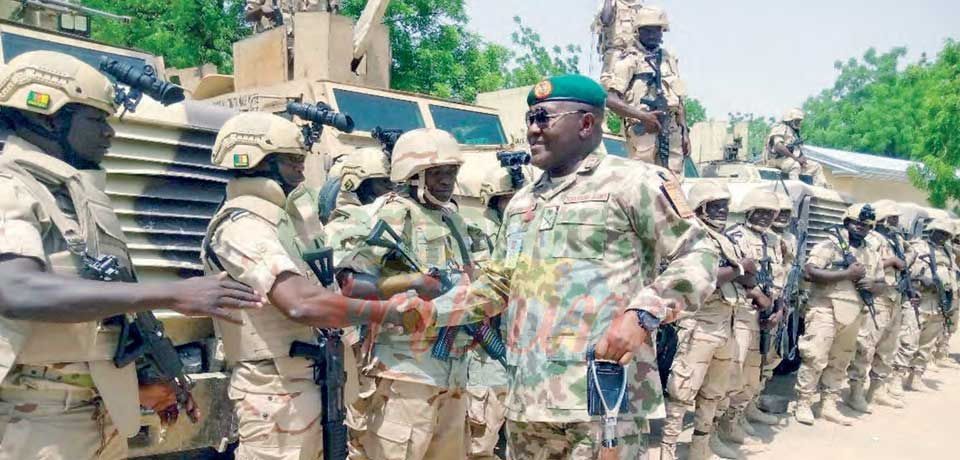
[365,220,507,368]
[289,330,347,460]
[757,235,777,381]
[775,227,807,361]
[878,226,921,325]
[923,242,954,330]
[828,226,879,329]
[78,251,199,425]
[635,48,670,169]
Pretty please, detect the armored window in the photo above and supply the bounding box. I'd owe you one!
[332,89,425,133]
[429,105,507,145]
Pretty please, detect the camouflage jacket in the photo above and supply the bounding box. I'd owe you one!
[726,224,784,329]
[806,232,884,307]
[763,122,801,162]
[681,225,745,337]
[600,45,686,114]
[444,150,718,423]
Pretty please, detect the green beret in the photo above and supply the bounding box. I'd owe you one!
[527,74,607,108]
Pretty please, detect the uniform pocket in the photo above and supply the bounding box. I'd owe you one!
[370,418,412,460]
[550,200,608,259]
[465,386,488,426]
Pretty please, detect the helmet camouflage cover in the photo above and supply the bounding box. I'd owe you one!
[687,180,730,211]
[0,50,116,116]
[457,158,528,206]
[634,6,669,31]
[212,111,307,170]
[390,128,464,183]
[781,108,804,122]
[739,188,779,213]
[926,217,955,236]
[871,199,900,222]
[843,203,877,226]
[330,147,390,192]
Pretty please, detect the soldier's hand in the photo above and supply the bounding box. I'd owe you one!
[891,257,907,271]
[595,311,649,365]
[845,263,866,281]
[638,111,664,134]
[797,155,808,167]
[682,135,691,157]
[740,258,759,275]
[139,382,177,415]
[168,272,263,324]
[388,291,433,333]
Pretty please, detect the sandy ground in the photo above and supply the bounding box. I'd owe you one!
[648,336,960,460]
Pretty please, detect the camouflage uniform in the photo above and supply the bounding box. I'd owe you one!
[592,0,644,69]
[763,110,829,187]
[893,222,957,386]
[795,214,883,423]
[0,51,143,460]
[245,0,336,33]
[335,129,472,460]
[599,7,688,176]
[661,181,744,460]
[447,149,718,460]
[202,112,342,460]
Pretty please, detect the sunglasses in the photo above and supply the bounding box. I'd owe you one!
[525,107,588,128]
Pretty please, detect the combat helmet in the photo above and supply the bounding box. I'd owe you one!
[687,181,730,230]
[739,188,779,231]
[634,6,669,31]
[457,160,527,207]
[872,199,900,224]
[781,108,804,123]
[772,193,794,229]
[925,217,955,237]
[212,112,306,170]
[843,203,877,227]
[0,51,116,116]
[331,147,390,193]
[391,128,464,206]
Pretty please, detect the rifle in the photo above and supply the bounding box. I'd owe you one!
[757,234,777,381]
[365,220,507,367]
[77,251,199,425]
[827,227,879,329]
[878,227,921,326]
[923,241,954,330]
[633,48,670,169]
[775,228,807,361]
[289,330,347,460]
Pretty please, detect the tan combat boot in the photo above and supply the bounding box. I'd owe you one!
[846,382,871,414]
[888,372,905,398]
[821,396,854,426]
[794,396,815,425]
[709,432,739,459]
[745,401,779,425]
[689,434,720,460]
[938,357,960,369]
[717,410,747,444]
[871,383,905,409]
[905,371,932,392]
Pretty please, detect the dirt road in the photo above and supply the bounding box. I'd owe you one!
[650,338,960,459]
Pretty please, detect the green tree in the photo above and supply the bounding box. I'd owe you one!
[82,0,248,73]
[503,16,580,87]
[729,112,774,160]
[685,98,706,125]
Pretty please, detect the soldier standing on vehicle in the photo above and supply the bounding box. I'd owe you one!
[244,0,339,33]
[455,160,527,460]
[428,74,718,459]
[332,128,476,460]
[793,204,884,426]
[0,51,264,460]
[892,218,957,393]
[593,0,644,67]
[660,181,756,460]
[202,111,422,460]
[601,6,691,176]
[715,191,782,445]
[764,109,830,187]
[848,200,915,411]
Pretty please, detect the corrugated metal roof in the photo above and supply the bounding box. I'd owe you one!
[801,145,918,181]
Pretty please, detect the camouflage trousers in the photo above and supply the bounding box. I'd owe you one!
[357,378,467,460]
[625,116,684,177]
[850,296,903,384]
[894,299,944,376]
[722,320,761,414]
[767,156,830,188]
[663,320,735,442]
[229,360,324,460]
[466,385,507,460]
[0,384,126,460]
[506,418,649,460]
[934,305,959,361]
[795,303,865,398]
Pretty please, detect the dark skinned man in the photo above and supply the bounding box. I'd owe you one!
[0,51,262,460]
[763,108,830,187]
[794,204,884,426]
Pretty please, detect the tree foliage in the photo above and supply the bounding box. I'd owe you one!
[801,41,960,206]
[503,16,580,87]
[82,0,248,73]
[685,98,707,126]
[728,112,774,160]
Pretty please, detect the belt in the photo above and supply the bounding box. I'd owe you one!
[16,364,97,388]
[0,386,98,407]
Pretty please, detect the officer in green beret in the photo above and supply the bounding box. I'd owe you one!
[433,74,719,459]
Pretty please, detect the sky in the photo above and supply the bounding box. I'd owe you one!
[464,0,960,119]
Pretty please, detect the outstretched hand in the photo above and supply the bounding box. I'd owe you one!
[168,272,263,324]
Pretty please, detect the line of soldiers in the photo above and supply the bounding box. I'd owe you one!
[662,184,960,459]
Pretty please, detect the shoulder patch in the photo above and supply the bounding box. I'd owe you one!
[659,174,693,218]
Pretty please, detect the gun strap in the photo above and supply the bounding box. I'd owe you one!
[441,214,472,270]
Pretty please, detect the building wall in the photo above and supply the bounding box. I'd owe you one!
[824,169,932,207]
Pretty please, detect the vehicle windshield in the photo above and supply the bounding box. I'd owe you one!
[603,137,628,157]
[332,89,426,133]
[1,31,148,72]
[429,105,507,145]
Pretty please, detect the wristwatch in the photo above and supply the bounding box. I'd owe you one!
[631,309,661,332]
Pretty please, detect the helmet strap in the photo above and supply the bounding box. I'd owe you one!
[416,174,448,208]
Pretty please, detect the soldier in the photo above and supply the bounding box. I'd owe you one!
[931,219,960,370]
[433,74,718,459]
[601,6,691,176]
[321,147,394,221]
[660,181,755,460]
[794,204,884,426]
[201,111,420,460]
[715,190,781,445]
[455,160,526,460]
[849,200,915,411]
[244,0,339,33]
[893,218,957,392]
[332,128,475,460]
[0,51,262,459]
[763,109,830,187]
[593,0,644,68]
